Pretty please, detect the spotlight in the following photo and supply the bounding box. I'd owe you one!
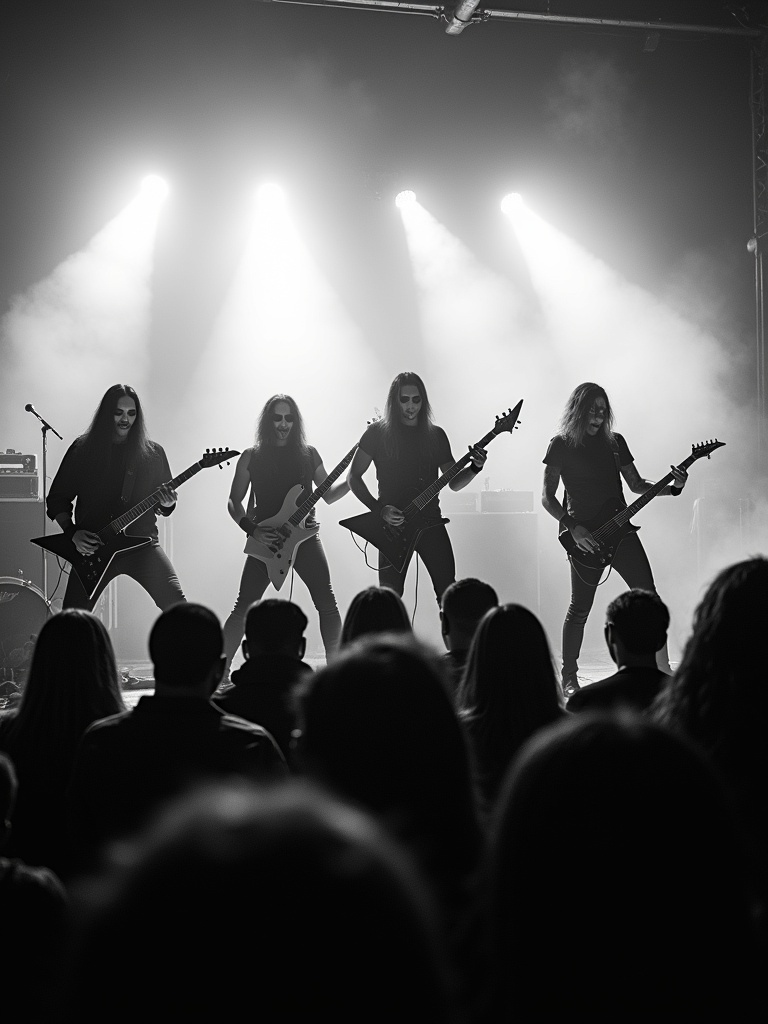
[501,193,524,215]
[140,175,169,201]
[395,190,417,209]
[747,236,758,255]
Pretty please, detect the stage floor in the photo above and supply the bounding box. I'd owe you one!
[117,650,662,709]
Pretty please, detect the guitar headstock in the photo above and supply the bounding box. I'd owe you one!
[493,398,524,435]
[202,447,240,469]
[367,410,382,427]
[691,439,725,461]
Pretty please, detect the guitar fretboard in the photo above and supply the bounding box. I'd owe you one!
[288,445,358,527]
[404,426,499,520]
[100,462,203,539]
[592,451,699,542]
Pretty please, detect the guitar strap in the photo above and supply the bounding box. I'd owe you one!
[114,452,142,546]
[121,454,138,506]
[609,435,624,498]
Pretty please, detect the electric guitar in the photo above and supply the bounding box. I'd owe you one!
[559,439,725,570]
[244,440,360,590]
[339,399,524,574]
[31,448,239,600]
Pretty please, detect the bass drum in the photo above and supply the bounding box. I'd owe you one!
[0,578,50,683]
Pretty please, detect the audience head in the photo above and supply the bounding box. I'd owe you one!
[0,752,17,849]
[243,598,308,660]
[298,633,482,878]
[339,586,412,647]
[440,577,498,652]
[5,609,124,759]
[604,588,669,662]
[149,603,224,692]
[64,781,453,1021]
[455,604,562,803]
[489,712,759,1017]
[654,557,768,750]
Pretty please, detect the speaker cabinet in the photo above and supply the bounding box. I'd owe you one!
[0,501,47,590]
[448,512,539,613]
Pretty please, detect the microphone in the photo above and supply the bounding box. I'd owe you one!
[24,403,64,440]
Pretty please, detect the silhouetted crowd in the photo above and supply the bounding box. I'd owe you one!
[1,558,766,1022]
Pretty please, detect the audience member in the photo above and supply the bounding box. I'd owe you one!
[0,609,125,879]
[567,588,670,714]
[67,603,287,870]
[652,555,768,911]
[338,586,412,647]
[439,578,498,692]
[487,713,762,1020]
[296,633,484,1011]
[297,633,482,886]
[1,752,69,1023]
[60,781,455,1022]
[455,603,564,812]
[214,598,312,760]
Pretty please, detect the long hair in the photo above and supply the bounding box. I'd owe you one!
[381,371,437,461]
[652,557,768,780]
[558,382,614,447]
[456,604,563,805]
[3,610,125,768]
[340,587,412,648]
[77,384,155,468]
[254,394,310,456]
[297,633,484,880]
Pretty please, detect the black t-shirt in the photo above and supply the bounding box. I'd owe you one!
[247,445,322,527]
[543,432,633,523]
[359,421,453,512]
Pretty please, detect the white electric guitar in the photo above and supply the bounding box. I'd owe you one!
[244,440,358,590]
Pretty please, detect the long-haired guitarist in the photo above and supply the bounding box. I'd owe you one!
[222,394,348,672]
[46,384,185,611]
[347,371,487,600]
[542,382,687,697]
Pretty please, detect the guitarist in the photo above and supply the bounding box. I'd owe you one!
[222,394,348,672]
[542,382,687,698]
[348,371,487,601]
[46,384,185,612]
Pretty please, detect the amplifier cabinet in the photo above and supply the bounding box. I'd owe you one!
[0,501,46,589]
[0,474,39,500]
[448,512,539,613]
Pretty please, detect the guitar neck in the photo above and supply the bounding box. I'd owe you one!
[594,451,698,538]
[288,445,358,527]
[404,426,498,519]
[101,462,203,539]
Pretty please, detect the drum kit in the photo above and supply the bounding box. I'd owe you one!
[0,576,50,683]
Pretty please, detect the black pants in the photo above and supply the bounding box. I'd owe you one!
[223,535,341,669]
[562,530,670,677]
[62,541,185,613]
[378,521,456,602]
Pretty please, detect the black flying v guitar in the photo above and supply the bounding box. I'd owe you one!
[340,400,523,574]
[559,439,725,570]
[31,448,239,600]
[244,439,361,591]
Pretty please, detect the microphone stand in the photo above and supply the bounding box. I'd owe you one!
[25,406,63,604]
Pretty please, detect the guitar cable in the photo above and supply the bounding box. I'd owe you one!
[569,531,629,587]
